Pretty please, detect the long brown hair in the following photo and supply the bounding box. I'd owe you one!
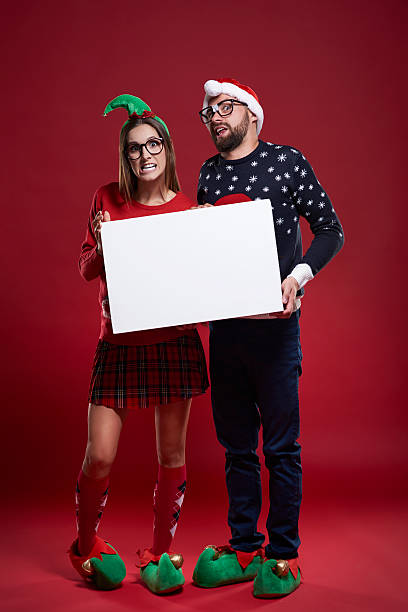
[119,116,180,203]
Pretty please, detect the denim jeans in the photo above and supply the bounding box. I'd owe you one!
[209,311,302,559]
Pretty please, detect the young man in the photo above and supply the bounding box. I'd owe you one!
[192,78,344,598]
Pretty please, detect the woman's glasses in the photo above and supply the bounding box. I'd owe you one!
[126,137,164,160]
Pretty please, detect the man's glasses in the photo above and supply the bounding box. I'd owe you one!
[199,99,248,124]
[125,137,164,160]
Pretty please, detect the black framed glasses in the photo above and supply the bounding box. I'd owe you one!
[125,137,164,160]
[199,99,248,124]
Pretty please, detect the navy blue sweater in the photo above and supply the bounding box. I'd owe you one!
[197,140,344,286]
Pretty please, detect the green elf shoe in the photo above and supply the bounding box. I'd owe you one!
[68,536,126,590]
[138,548,185,595]
[192,545,264,588]
[253,558,301,598]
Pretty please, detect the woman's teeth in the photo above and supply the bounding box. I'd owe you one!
[141,163,157,172]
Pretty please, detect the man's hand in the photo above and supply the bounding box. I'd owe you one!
[190,203,213,209]
[270,276,300,319]
[93,210,111,255]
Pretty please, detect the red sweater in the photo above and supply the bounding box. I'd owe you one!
[79,182,198,346]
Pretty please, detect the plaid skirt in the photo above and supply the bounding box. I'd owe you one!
[88,331,209,410]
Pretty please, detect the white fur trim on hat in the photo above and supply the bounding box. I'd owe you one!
[203,79,264,134]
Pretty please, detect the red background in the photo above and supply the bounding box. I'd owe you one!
[2,1,407,609]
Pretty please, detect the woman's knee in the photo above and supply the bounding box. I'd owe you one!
[157,445,185,468]
[83,447,116,477]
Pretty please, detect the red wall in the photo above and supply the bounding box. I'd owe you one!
[2,0,406,505]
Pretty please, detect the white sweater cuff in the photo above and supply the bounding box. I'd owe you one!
[288,263,314,289]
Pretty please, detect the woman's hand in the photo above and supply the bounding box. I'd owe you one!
[190,203,213,209]
[92,210,111,255]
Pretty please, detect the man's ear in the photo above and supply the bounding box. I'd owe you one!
[249,110,258,125]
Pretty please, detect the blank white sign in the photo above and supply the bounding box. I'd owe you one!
[101,199,283,334]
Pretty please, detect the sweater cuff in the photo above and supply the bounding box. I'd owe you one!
[287,263,314,289]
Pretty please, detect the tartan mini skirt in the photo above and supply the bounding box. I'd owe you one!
[88,331,209,410]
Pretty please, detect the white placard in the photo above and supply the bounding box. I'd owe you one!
[101,199,283,334]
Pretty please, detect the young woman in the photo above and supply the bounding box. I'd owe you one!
[68,95,209,594]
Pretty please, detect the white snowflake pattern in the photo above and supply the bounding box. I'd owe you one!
[308,184,314,190]
[267,166,275,173]
[228,185,235,191]
[205,174,210,180]
[307,199,313,206]
[281,185,288,193]
[249,175,258,183]
[318,202,325,209]
[287,228,292,234]
[262,186,270,192]
[245,186,252,192]
[293,216,298,222]
[320,192,325,197]
[232,176,238,182]
[294,165,299,172]
[275,145,283,149]
[331,207,335,213]
[318,216,324,222]
[284,172,290,179]
[215,189,221,195]
[251,160,258,167]
[216,173,222,180]
[203,186,208,192]
[277,153,287,162]
[275,175,282,181]
[291,203,296,209]
[267,142,274,146]
[226,165,233,171]
[293,191,297,197]
[282,202,287,207]
[298,184,305,191]
[290,148,299,153]
[300,169,307,178]
[207,160,214,167]
[305,211,311,216]
[276,217,284,225]
[260,151,268,158]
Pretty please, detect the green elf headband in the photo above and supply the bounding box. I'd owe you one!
[103,94,170,135]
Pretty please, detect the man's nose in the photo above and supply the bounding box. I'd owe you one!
[211,111,222,124]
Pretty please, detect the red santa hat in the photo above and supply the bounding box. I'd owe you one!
[203,78,264,135]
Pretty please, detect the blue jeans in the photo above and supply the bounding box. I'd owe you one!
[209,311,302,559]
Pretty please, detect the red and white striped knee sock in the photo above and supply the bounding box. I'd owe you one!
[75,469,109,556]
[152,464,186,555]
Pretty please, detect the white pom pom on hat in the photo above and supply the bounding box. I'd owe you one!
[203,78,264,135]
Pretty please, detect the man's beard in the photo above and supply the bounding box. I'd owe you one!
[211,112,250,152]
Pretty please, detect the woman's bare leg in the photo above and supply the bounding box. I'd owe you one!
[155,399,191,467]
[82,403,128,478]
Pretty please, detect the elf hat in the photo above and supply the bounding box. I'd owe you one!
[203,78,263,135]
[103,94,170,134]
